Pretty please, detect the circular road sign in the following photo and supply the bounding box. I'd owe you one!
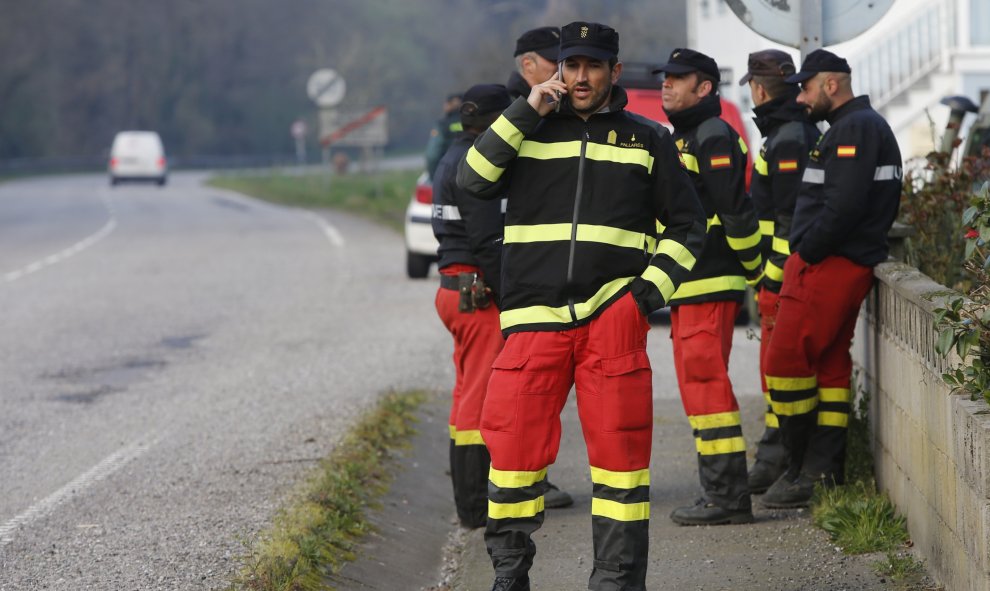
[307,69,347,108]
[726,0,895,47]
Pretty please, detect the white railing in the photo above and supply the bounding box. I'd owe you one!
[851,0,956,110]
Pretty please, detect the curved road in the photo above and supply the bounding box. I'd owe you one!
[0,172,449,590]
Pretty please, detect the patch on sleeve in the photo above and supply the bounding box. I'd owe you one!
[836,145,857,158]
[777,159,799,172]
[709,155,731,169]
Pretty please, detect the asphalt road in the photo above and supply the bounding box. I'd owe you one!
[0,172,449,590]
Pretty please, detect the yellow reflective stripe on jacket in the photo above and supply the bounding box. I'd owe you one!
[641,266,676,304]
[818,411,850,427]
[764,260,784,282]
[754,152,769,176]
[766,375,817,391]
[695,436,747,456]
[760,220,774,236]
[738,136,749,154]
[453,429,484,446]
[671,275,746,299]
[819,388,851,403]
[591,498,650,521]
[726,230,762,251]
[680,152,700,173]
[500,276,631,330]
[772,236,791,256]
[504,223,656,252]
[490,116,523,151]
[771,397,818,417]
[489,497,544,519]
[656,239,697,270]
[688,411,741,431]
[465,145,504,183]
[590,467,650,489]
[741,255,762,272]
[518,140,654,172]
[489,467,547,489]
[707,215,721,229]
[449,121,463,132]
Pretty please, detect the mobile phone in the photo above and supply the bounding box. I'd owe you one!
[554,63,563,112]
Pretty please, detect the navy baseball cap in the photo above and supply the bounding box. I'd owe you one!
[558,21,619,62]
[460,84,512,119]
[514,27,561,62]
[652,48,720,82]
[785,49,852,83]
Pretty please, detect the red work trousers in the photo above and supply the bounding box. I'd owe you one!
[764,254,874,481]
[481,292,652,590]
[435,269,504,528]
[670,300,749,511]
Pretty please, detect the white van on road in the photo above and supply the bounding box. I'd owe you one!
[108,131,168,186]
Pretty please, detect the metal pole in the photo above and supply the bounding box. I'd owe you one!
[799,0,824,60]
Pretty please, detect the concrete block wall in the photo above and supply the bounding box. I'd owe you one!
[853,261,990,591]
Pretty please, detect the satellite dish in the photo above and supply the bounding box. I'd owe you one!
[307,69,347,108]
[725,0,895,48]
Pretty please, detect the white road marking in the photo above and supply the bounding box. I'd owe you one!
[0,438,156,547]
[302,211,345,247]
[3,193,117,284]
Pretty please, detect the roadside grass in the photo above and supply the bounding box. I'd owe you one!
[208,170,419,232]
[227,389,428,591]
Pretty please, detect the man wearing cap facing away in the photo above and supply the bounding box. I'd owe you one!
[458,21,705,591]
[653,48,763,526]
[508,26,560,99]
[433,84,514,530]
[761,49,902,508]
[738,50,821,495]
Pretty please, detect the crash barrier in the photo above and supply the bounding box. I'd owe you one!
[854,261,990,591]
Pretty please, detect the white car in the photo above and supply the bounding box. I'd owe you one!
[404,171,439,278]
[108,131,168,186]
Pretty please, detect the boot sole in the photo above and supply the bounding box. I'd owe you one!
[670,512,755,526]
[760,498,811,509]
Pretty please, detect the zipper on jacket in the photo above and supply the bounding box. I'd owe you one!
[566,126,590,324]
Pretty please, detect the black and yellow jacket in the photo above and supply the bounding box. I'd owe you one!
[456,88,706,336]
[665,94,762,305]
[749,91,820,292]
[791,96,902,266]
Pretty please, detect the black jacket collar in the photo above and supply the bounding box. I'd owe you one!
[752,89,807,136]
[826,95,871,125]
[665,94,722,134]
[506,71,531,100]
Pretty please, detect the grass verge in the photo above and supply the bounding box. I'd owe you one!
[227,389,428,591]
[208,170,419,232]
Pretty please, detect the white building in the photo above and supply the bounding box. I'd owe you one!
[689,0,990,160]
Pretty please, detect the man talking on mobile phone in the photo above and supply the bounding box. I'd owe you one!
[458,21,706,591]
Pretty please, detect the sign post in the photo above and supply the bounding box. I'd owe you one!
[290,119,307,165]
[307,68,347,172]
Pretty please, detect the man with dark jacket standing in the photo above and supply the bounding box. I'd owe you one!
[738,50,821,494]
[433,84,513,529]
[507,27,560,99]
[458,21,706,591]
[426,93,464,180]
[653,48,763,526]
[762,49,902,508]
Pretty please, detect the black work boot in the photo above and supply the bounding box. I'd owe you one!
[543,480,573,509]
[491,575,530,591]
[761,472,819,508]
[748,460,787,494]
[669,497,754,526]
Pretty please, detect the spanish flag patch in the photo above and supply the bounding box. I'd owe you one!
[710,155,731,169]
[778,159,799,172]
[837,145,857,158]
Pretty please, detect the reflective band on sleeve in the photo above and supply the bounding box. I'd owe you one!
[764,260,784,282]
[741,255,762,272]
[466,145,505,183]
[726,230,762,251]
[802,168,825,184]
[819,388,851,403]
[490,116,524,151]
[766,375,817,391]
[590,466,650,489]
[641,266,676,303]
[489,497,545,519]
[453,429,485,446]
[738,136,749,155]
[489,467,548,489]
[591,498,650,522]
[771,397,819,416]
[759,220,774,236]
[671,275,746,299]
[754,153,769,176]
[818,411,850,427]
[439,205,462,221]
[695,436,747,456]
[680,152,700,173]
[873,165,902,181]
[771,236,790,256]
[765,412,780,428]
[656,239,697,270]
[688,411,741,431]
[707,215,722,229]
